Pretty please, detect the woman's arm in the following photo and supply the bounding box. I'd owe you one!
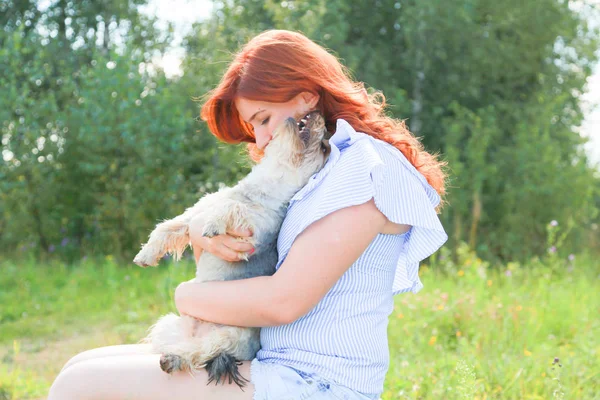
[175,198,387,327]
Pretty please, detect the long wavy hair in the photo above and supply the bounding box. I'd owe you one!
[200,29,448,209]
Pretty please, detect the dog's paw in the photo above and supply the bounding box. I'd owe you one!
[205,352,248,389]
[133,247,161,268]
[159,353,185,374]
[201,219,226,238]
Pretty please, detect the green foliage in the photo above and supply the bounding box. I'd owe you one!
[0,1,252,262]
[455,359,479,399]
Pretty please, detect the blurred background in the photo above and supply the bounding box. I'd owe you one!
[1,1,599,399]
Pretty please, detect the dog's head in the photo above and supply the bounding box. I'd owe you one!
[264,110,331,173]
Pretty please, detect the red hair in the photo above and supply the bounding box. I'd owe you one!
[199,30,448,209]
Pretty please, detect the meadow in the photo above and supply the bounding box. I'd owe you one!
[1,243,598,399]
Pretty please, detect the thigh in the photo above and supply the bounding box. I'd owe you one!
[60,343,156,373]
[49,354,254,400]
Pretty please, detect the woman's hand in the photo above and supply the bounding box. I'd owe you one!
[188,215,254,262]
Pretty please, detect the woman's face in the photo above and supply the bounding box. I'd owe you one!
[235,92,319,150]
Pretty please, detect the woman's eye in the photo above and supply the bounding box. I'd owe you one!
[261,117,270,126]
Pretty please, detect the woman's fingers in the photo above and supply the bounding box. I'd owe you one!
[216,245,244,263]
[200,236,250,262]
[188,217,254,261]
[222,235,254,253]
[227,227,253,237]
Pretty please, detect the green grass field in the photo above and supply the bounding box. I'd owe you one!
[1,245,598,399]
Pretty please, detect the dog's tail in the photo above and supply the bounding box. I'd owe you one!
[205,352,249,389]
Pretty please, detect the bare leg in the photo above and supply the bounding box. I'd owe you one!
[48,354,254,400]
[59,343,156,373]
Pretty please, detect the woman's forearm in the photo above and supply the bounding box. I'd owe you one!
[174,275,289,327]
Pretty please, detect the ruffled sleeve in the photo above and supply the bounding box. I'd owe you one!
[370,140,448,295]
[276,119,448,295]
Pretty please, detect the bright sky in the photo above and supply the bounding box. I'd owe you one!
[581,67,600,166]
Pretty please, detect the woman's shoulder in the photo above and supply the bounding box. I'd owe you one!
[327,119,440,206]
[332,119,409,167]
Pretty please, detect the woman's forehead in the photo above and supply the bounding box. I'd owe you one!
[236,97,267,109]
[236,98,272,121]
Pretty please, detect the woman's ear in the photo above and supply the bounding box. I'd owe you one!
[300,91,320,109]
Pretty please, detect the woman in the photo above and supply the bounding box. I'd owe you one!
[48,29,448,400]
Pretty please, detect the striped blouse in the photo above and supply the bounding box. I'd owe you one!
[256,119,448,396]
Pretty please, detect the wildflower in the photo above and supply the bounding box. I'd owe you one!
[437,304,444,311]
[550,220,558,227]
[487,280,492,287]
[397,313,404,319]
[457,270,465,277]
[61,238,69,247]
[428,336,437,346]
[456,331,462,337]
[552,357,562,367]
[516,305,523,311]
[568,254,575,261]
[48,244,55,252]
[505,270,512,277]
[548,246,557,254]
[524,349,532,356]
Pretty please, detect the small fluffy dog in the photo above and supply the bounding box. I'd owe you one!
[133,111,330,387]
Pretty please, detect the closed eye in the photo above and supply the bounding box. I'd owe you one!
[261,117,270,126]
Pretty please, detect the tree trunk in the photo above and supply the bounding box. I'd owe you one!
[103,16,110,54]
[469,190,482,250]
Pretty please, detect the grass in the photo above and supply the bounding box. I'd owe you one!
[1,245,598,399]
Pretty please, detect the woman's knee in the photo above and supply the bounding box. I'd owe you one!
[59,344,154,373]
[60,350,89,374]
[49,361,93,400]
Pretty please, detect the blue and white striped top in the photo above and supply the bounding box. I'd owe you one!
[256,119,448,396]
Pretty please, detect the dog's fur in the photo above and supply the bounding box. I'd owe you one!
[133,111,330,387]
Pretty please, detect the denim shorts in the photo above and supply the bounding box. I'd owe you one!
[250,358,381,400]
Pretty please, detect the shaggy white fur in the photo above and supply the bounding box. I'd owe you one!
[133,111,330,387]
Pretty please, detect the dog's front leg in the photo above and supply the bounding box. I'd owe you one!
[200,199,257,260]
[133,202,207,267]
